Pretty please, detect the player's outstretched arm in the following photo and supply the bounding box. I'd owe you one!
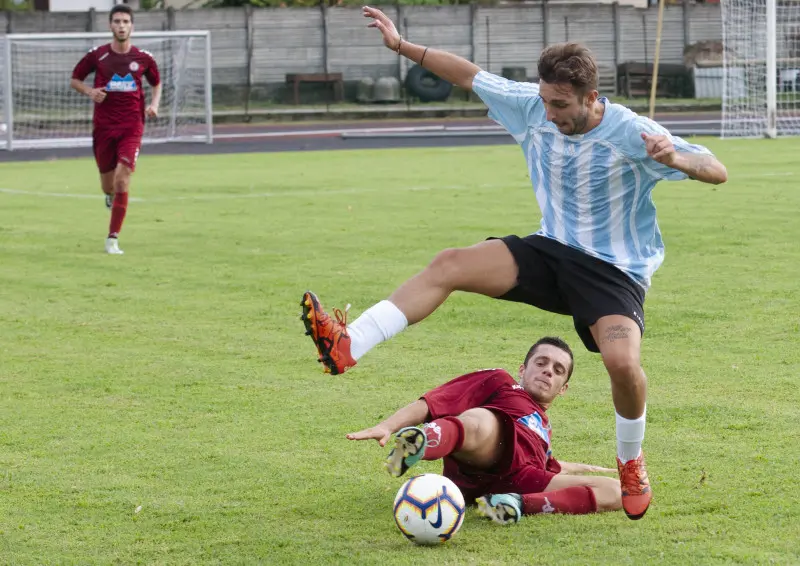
[363,6,481,92]
[346,399,430,446]
[641,133,728,185]
[558,461,617,475]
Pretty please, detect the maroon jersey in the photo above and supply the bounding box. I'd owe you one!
[72,44,160,131]
[422,368,561,474]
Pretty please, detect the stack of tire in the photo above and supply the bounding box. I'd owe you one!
[404,65,452,103]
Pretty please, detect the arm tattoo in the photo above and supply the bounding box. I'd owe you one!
[601,324,632,344]
[683,153,715,179]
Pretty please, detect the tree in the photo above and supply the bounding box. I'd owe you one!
[0,0,33,11]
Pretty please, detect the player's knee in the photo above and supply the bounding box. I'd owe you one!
[426,248,471,287]
[593,477,622,512]
[601,351,641,380]
[456,410,481,442]
[457,408,501,449]
[454,409,504,468]
[113,172,131,193]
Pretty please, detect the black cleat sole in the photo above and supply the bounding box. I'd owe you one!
[624,508,648,521]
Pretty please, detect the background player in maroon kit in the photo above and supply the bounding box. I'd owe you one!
[70,4,161,255]
[347,337,622,523]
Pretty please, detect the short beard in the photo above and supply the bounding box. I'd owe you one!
[570,108,589,135]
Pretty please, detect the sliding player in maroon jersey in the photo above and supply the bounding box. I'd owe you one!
[347,337,623,523]
[70,4,161,255]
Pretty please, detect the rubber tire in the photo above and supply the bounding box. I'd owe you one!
[404,64,453,103]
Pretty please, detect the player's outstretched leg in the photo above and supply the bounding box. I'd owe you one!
[299,240,515,373]
[300,291,356,375]
[617,452,651,520]
[476,494,522,525]
[385,426,427,477]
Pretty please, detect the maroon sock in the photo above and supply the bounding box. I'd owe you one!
[421,417,465,460]
[108,192,129,238]
[521,486,597,515]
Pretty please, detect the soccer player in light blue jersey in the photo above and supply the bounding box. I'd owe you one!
[300,6,728,521]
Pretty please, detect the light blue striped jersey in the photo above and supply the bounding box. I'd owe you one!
[472,70,714,289]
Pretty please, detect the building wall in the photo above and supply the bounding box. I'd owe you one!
[0,3,724,103]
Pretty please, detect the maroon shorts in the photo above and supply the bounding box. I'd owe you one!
[93,127,143,174]
[441,410,558,503]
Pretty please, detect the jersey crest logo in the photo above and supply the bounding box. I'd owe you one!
[129,61,139,72]
[106,73,137,92]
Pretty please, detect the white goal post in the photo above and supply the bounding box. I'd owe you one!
[722,0,800,138]
[0,30,213,151]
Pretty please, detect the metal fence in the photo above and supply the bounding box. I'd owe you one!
[0,3,723,110]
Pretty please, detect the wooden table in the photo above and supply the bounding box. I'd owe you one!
[285,73,344,105]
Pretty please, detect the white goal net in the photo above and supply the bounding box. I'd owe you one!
[1,31,212,150]
[722,0,800,138]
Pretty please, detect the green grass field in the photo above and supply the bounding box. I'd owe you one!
[1,139,799,564]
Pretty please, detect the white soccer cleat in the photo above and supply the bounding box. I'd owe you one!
[105,194,113,210]
[476,494,523,525]
[385,426,427,478]
[105,237,124,255]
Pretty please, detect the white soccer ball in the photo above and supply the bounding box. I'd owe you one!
[393,473,466,545]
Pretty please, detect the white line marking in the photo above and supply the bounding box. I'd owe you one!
[213,122,722,141]
[0,188,144,202]
[738,171,795,178]
[0,183,519,203]
[0,171,791,203]
[214,125,450,140]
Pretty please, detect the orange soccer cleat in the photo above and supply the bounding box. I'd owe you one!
[617,452,652,520]
[300,291,356,375]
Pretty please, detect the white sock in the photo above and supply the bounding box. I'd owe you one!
[616,407,646,464]
[347,300,408,361]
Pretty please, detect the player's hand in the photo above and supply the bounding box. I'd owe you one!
[89,88,107,103]
[641,132,678,166]
[346,424,393,446]
[363,6,401,51]
[145,105,159,118]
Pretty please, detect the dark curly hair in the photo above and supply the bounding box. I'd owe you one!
[110,4,134,23]
[538,42,598,95]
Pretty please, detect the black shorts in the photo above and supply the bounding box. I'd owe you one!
[492,234,646,353]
